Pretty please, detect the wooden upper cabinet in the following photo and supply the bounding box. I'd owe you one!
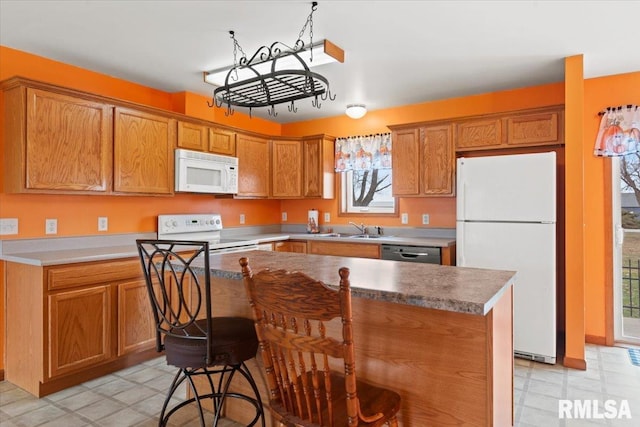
[391,125,454,197]
[113,107,176,194]
[236,133,269,197]
[456,118,502,150]
[177,121,236,156]
[421,124,454,196]
[303,136,335,199]
[391,128,420,196]
[209,128,236,155]
[455,106,564,151]
[271,139,303,198]
[177,120,208,151]
[505,110,562,146]
[3,86,112,193]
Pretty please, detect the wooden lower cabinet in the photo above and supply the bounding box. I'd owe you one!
[307,241,380,259]
[5,258,158,397]
[274,240,307,253]
[48,286,113,378]
[117,279,156,356]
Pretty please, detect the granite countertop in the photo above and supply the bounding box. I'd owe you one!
[198,250,515,316]
[0,232,454,266]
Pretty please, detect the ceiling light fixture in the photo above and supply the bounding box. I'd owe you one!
[206,2,342,118]
[345,104,367,119]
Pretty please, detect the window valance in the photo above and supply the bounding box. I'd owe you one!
[334,133,392,171]
[594,105,640,157]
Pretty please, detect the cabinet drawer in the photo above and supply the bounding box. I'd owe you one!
[308,241,380,259]
[47,258,142,290]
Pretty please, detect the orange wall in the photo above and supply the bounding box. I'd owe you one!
[280,83,565,228]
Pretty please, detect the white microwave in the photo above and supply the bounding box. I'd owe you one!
[175,148,239,194]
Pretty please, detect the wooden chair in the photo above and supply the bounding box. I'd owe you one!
[239,257,400,427]
[137,240,264,427]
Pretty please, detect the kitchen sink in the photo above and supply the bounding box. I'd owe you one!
[348,234,383,239]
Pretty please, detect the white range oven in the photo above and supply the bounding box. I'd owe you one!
[157,214,265,254]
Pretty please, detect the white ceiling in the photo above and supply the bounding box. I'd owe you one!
[1,0,639,124]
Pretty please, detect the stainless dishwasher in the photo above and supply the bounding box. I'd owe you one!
[381,244,441,264]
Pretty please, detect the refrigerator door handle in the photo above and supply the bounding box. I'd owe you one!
[457,223,465,266]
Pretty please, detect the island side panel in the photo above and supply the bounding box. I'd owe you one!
[208,275,512,426]
[6,262,44,395]
[489,285,514,426]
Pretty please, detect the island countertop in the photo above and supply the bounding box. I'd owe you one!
[198,250,515,316]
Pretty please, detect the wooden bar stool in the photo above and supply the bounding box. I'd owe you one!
[240,256,400,427]
[137,240,264,427]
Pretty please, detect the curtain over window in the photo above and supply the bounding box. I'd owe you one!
[334,133,392,171]
[594,105,640,157]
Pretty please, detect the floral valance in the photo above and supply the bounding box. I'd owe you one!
[594,105,640,157]
[334,133,392,171]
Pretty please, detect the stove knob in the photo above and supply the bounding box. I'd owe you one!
[172,220,178,227]
[215,219,221,225]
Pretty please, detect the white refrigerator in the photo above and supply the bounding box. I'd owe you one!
[456,152,557,364]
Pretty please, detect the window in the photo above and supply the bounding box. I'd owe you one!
[340,168,396,215]
[335,133,396,216]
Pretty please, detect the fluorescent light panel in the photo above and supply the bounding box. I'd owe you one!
[204,39,344,87]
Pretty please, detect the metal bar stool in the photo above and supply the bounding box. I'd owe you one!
[137,240,264,427]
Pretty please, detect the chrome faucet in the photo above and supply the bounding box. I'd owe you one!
[348,221,367,234]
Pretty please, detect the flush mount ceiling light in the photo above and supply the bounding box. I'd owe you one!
[345,104,367,119]
[206,2,343,118]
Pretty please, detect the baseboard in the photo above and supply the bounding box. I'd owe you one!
[586,334,607,346]
[563,355,587,370]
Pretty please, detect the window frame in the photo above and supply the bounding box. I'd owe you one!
[337,169,398,217]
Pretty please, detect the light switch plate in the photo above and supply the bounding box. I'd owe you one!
[401,213,409,224]
[240,214,245,224]
[324,212,330,223]
[282,212,287,221]
[0,218,18,235]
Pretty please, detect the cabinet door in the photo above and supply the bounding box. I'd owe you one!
[271,140,302,198]
[421,124,455,196]
[391,128,420,196]
[114,107,175,194]
[20,88,112,192]
[118,279,156,356]
[177,121,208,151]
[307,241,379,259]
[48,285,112,378]
[505,110,561,146]
[274,240,307,253]
[209,128,236,155]
[236,134,270,197]
[303,136,334,199]
[455,118,502,150]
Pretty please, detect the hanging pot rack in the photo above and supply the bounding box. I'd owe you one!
[209,2,336,118]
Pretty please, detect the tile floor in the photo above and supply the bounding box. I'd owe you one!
[1,344,639,426]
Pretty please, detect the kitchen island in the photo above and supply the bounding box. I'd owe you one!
[196,250,516,426]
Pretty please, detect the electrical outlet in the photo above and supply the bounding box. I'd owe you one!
[45,218,58,235]
[324,212,330,223]
[98,216,108,231]
[401,213,409,224]
[240,213,245,224]
[0,218,18,235]
[282,212,287,221]
[422,214,430,225]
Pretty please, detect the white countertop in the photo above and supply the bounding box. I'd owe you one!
[0,232,455,266]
